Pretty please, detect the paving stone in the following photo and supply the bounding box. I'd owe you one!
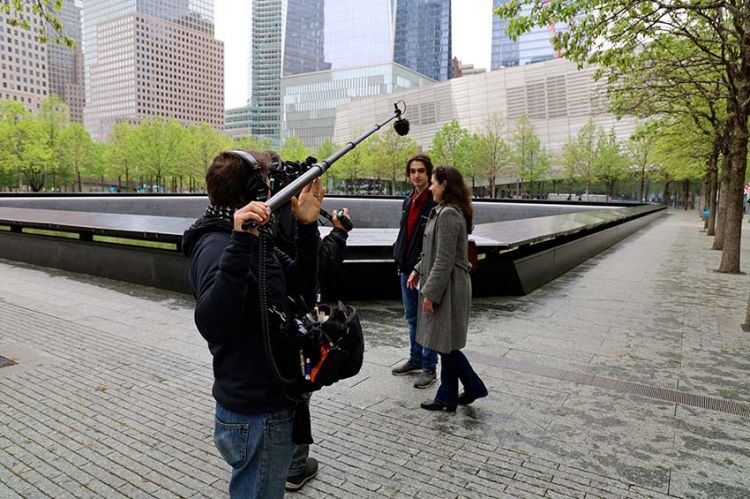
[0,211,748,497]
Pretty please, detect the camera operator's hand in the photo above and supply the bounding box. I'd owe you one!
[332,208,352,232]
[292,177,324,224]
[234,201,271,235]
[406,271,419,289]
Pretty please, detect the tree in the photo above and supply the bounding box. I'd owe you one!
[134,117,186,192]
[0,100,50,191]
[59,124,97,192]
[183,124,231,192]
[106,123,138,191]
[233,135,272,153]
[369,128,419,195]
[496,0,750,273]
[2,0,75,47]
[431,120,470,169]
[627,122,659,203]
[510,115,549,196]
[562,119,598,197]
[336,139,372,194]
[594,128,627,201]
[38,96,70,190]
[279,135,312,162]
[471,113,512,198]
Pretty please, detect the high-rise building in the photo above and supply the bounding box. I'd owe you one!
[0,6,48,111]
[82,0,223,140]
[281,62,432,148]
[491,0,564,69]
[394,0,451,81]
[47,0,84,122]
[249,0,329,141]
[245,0,450,143]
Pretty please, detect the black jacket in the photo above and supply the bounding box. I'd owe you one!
[272,202,348,296]
[393,190,435,274]
[182,217,319,414]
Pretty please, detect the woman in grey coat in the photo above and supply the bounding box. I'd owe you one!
[407,166,488,412]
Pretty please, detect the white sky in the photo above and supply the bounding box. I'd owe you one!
[215,0,493,109]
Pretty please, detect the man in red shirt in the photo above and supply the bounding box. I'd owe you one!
[392,154,438,388]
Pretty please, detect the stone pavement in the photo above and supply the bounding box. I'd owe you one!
[1,209,750,498]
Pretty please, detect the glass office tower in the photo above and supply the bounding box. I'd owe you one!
[249,0,329,141]
[82,0,222,140]
[491,0,564,69]
[394,0,452,81]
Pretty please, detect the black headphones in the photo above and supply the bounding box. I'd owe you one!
[229,150,269,204]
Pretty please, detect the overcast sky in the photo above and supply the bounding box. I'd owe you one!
[215,0,493,109]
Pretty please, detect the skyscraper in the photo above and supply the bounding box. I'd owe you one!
[249,0,328,140]
[47,0,84,122]
[394,0,452,81]
[0,6,48,111]
[82,0,223,140]
[491,0,564,69]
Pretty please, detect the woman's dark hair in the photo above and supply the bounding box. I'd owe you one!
[206,151,269,208]
[405,153,433,179]
[433,165,473,234]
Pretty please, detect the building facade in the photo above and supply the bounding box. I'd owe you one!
[82,0,223,140]
[0,5,48,111]
[245,0,451,143]
[394,0,451,81]
[47,0,84,122]
[281,62,432,148]
[333,59,638,169]
[491,0,564,69]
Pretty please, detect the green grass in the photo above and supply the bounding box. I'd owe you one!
[93,235,177,250]
[0,225,9,231]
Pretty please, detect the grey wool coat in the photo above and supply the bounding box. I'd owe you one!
[414,204,472,354]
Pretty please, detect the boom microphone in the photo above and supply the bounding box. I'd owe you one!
[394,117,410,136]
[393,101,409,136]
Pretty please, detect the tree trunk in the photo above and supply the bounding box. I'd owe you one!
[707,143,719,235]
[662,179,670,206]
[683,179,689,211]
[742,290,750,332]
[713,145,731,250]
[639,165,646,202]
[717,115,749,274]
[76,166,82,192]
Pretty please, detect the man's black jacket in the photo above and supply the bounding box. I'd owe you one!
[183,217,318,414]
[393,190,435,274]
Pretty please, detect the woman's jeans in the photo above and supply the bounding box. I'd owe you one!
[435,350,487,406]
[214,402,295,499]
[400,272,437,372]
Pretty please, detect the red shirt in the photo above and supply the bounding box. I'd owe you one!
[407,187,430,240]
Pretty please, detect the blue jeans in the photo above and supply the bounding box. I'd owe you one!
[214,402,294,499]
[435,350,487,407]
[400,272,437,372]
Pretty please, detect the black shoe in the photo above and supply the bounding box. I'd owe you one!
[391,360,421,376]
[420,400,456,412]
[285,457,318,491]
[458,389,488,406]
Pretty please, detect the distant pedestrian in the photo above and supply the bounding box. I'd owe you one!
[407,165,488,412]
[392,154,438,388]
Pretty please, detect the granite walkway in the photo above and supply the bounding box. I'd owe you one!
[1,210,749,498]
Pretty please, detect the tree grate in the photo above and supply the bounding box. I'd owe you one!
[468,351,750,418]
[0,355,16,368]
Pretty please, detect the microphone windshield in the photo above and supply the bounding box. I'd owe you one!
[394,117,410,136]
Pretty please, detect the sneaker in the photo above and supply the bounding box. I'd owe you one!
[391,360,421,376]
[285,457,318,491]
[413,370,437,388]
